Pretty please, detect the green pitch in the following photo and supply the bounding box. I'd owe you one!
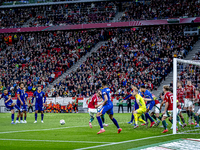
[0,113,199,150]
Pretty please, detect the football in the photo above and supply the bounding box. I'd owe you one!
[60,119,65,125]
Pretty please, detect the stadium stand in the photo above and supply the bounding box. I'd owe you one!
[121,0,200,21]
[47,25,198,98]
[0,1,118,28]
[0,30,100,94]
[0,7,34,28]
[2,0,200,29]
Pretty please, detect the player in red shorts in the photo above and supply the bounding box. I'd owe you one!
[161,85,175,133]
[86,91,108,128]
[184,80,196,125]
[177,81,187,128]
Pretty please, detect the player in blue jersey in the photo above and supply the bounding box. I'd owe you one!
[32,86,46,123]
[1,89,21,124]
[16,82,26,123]
[140,85,155,127]
[96,80,122,134]
[22,87,28,123]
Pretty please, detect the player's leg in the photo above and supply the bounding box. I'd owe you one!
[96,111,105,134]
[15,101,21,123]
[10,108,15,124]
[108,113,122,133]
[179,111,187,128]
[23,105,27,123]
[101,114,108,127]
[41,111,44,123]
[20,107,24,123]
[195,109,200,127]
[16,111,20,123]
[23,110,27,123]
[76,104,78,113]
[145,102,155,127]
[133,108,146,128]
[96,107,105,132]
[12,103,20,111]
[188,102,194,125]
[31,106,33,113]
[184,99,190,122]
[34,104,38,123]
[89,108,95,128]
[128,106,135,124]
[161,112,168,133]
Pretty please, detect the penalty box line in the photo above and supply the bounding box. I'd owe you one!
[75,134,174,150]
[0,122,126,134]
[0,138,111,144]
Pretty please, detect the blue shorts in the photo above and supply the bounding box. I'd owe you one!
[98,103,113,115]
[5,104,14,111]
[17,100,23,108]
[21,105,27,111]
[146,101,155,110]
[133,103,139,110]
[35,103,44,111]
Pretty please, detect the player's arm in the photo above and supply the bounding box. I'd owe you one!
[102,94,108,106]
[43,95,46,106]
[24,95,27,105]
[5,95,11,103]
[17,92,23,105]
[160,101,165,110]
[193,87,196,101]
[136,98,142,107]
[95,102,103,108]
[97,98,103,102]
[143,98,153,101]
[123,94,132,101]
[32,92,35,103]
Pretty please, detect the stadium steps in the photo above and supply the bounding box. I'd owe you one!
[153,40,200,97]
[44,41,107,91]
[22,17,35,27]
[110,11,124,22]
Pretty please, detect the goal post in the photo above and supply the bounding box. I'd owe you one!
[173,58,200,134]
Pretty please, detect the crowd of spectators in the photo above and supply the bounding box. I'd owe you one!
[120,0,200,21]
[30,2,118,27]
[0,30,100,93]
[0,1,118,29]
[1,0,200,29]
[0,7,35,29]
[47,25,198,98]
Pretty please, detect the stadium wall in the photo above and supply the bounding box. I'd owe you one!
[0,17,199,33]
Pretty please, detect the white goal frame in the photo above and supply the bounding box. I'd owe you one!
[173,58,200,134]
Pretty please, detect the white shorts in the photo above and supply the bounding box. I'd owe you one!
[177,108,182,114]
[184,98,193,107]
[197,109,200,115]
[88,108,97,118]
[149,104,160,114]
[163,110,173,117]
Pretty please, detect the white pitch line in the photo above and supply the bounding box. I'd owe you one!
[0,125,88,134]
[0,139,111,144]
[0,122,126,134]
[75,134,174,150]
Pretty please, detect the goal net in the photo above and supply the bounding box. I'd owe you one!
[173,58,200,134]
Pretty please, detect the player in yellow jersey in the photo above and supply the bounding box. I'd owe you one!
[131,88,147,129]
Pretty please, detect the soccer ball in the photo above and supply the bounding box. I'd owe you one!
[60,119,65,125]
